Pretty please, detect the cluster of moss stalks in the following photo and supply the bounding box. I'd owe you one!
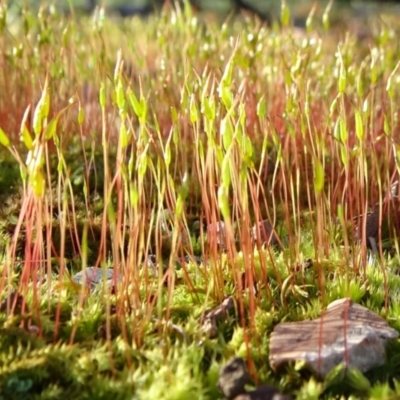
[1,1,400,399]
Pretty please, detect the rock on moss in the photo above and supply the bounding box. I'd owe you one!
[72,267,122,290]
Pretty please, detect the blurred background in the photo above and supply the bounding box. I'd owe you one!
[7,0,400,21]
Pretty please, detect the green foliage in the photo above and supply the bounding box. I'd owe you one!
[0,333,134,400]
[1,1,400,399]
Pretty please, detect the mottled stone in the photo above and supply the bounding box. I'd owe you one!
[200,296,236,338]
[353,179,400,251]
[251,219,279,246]
[72,267,122,290]
[207,221,227,251]
[269,298,399,378]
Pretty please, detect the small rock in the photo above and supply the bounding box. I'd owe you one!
[72,267,122,290]
[0,290,26,314]
[353,204,385,251]
[28,325,40,336]
[183,255,203,265]
[240,272,258,295]
[207,220,227,251]
[200,296,236,338]
[234,389,291,400]
[291,258,313,273]
[353,179,400,251]
[269,298,399,378]
[217,357,250,399]
[251,220,279,246]
[218,357,291,400]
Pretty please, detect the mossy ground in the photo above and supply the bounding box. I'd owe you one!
[1,1,400,399]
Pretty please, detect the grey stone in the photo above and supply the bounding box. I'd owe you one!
[269,298,399,378]
[217,357,250,399]
[72,267,122,290]
[251,219,279,246]
[207,220,227,251]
